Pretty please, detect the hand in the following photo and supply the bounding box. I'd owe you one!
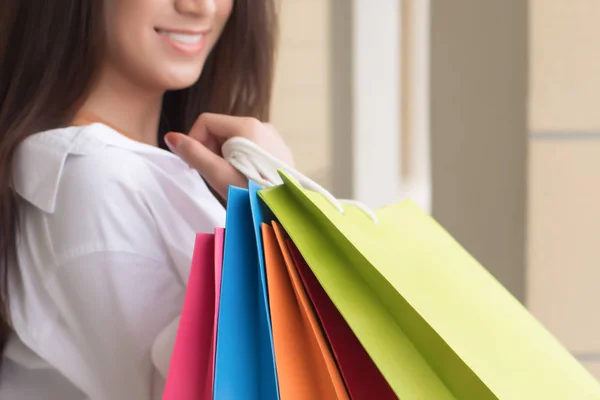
[164,113,294,200]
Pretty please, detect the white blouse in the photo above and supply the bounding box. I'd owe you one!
[0,123,225,399]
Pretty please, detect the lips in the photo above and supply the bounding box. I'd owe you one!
[156,29,204,44]
[155,28,208,55]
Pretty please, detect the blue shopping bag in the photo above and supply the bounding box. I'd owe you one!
[248,181,279,376]
[213,185,279,400]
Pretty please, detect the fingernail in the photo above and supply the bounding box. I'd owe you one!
[164,133,179,154]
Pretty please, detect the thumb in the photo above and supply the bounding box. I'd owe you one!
[165,132,246,197]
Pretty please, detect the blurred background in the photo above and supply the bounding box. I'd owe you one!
[270,0,599,380]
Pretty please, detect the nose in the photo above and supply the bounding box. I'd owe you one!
[174,0,216,17]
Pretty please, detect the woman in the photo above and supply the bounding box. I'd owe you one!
[0,0,293,398]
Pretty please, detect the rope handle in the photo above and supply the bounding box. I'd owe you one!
[222,137,379,224]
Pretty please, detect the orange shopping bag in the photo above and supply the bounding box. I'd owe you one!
[262,222,349,400]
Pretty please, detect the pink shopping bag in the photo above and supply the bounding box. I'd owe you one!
[163,229,224,400]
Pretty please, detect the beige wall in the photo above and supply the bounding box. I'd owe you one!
[270,0,332,187]
[430,0,527,300]
[528,0,600,380]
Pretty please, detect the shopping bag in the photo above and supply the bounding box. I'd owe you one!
[163,230,223,400]
[211,228,225,391]
[285,236,397,400]
[213,186,278,400]
[262,222,349,399]
[259,172,600,400]
[247,182,280,397]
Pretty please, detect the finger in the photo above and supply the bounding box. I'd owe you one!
[188,127,220,155]
[165,132,217,170]
[186,115,224,155]
[190,113,263,142]
[165,132,246,197]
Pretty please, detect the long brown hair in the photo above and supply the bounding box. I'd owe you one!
[0,0,277,356]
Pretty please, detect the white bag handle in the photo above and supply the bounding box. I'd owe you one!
[222,137,378,224]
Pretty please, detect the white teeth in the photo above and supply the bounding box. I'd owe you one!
[158,30,204,44]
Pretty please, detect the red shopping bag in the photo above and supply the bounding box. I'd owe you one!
[282,232,396,400]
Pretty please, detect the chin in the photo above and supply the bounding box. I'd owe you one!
[161,65,205,91]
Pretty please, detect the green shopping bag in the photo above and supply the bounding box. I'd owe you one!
[258,172,600,400]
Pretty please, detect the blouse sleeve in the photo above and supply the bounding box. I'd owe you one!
[44,251,183,399]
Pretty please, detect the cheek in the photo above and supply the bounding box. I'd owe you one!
[103,9,178,88]
[103,1,154,71]
[214,0,234,34]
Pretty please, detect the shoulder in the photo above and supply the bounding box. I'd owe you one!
[46,129,171,263]
[59,135,160,200]
[15,124,175,262]
[16,123,224,265]
[54,123,178,189]
[15,123,187,213]
[55,145,157,220]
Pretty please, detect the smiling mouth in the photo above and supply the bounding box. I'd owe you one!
[155,29,205,44]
